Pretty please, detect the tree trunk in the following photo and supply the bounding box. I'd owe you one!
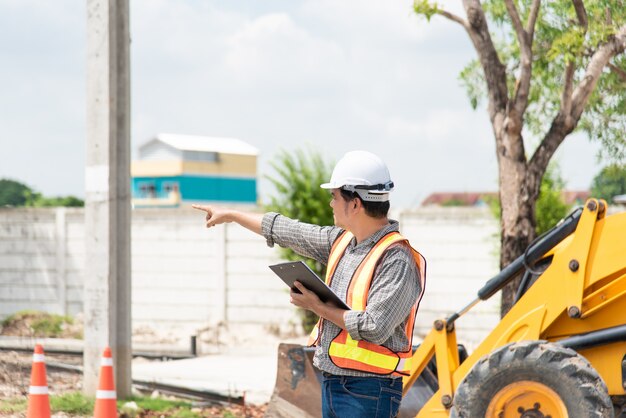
[496,131,538,317]
[499,209,535,316]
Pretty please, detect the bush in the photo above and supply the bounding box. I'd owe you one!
[265,147,335,332]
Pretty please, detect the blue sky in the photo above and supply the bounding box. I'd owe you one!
[0,0,603,207]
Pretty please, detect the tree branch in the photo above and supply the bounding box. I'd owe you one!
[526,0,541,39]
[461,0,509,124]
[527,120,570,199]
[571,0,588,31]
[560,62,576,116]
[415,2,470,30]
[504,0,527,47]
[557,0,589,123]
[529,24,626,187]
[504,0,532,129]
[437,9,470,30]
[608,62,626,83]
[570,24,626,118]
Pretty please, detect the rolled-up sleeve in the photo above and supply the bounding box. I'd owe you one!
[343,248,420,345]
[261,212,343,265]
[261,213,281,248]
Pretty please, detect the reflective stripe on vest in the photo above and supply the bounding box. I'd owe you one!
[309,230,426,376]
[307,231,354,346]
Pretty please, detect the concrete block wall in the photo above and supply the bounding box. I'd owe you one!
[0,208,84,318]
[131,209,217,334]
[0,206,500,346]
[396,207,501,346]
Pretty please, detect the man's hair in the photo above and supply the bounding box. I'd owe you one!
[340,188,390,219]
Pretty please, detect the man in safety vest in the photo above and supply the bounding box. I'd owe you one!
[193,150,425,418]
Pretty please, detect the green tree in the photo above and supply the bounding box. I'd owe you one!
[31,195,84,207]
[0,178,34,206]
[591,164,626,202]
[414,1,626,315]
[265,148,335,332]
[0,178,84,207]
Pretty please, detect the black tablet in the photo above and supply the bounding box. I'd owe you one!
[269,261,350,310]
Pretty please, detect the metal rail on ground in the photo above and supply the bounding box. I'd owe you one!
[44,360,245,406]
[0,345,194,361]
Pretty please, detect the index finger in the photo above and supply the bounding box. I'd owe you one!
[191,204,210,212]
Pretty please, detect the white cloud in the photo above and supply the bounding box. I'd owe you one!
[300,0,431,43]
[387,110,492,144]
[0,0,604,205]
[387,114,452,141]
[223,13,347,90]
[131,1,241,67]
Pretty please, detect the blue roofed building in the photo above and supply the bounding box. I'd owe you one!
[131,133,258,208]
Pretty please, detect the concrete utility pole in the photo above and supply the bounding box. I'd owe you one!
[84,0,132,397]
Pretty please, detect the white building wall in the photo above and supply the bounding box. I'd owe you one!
[0,207,501,346]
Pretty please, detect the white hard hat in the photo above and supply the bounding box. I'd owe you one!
[320,150,394,202]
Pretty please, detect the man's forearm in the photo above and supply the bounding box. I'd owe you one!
[316,303,348,330]
[230,211,264,235]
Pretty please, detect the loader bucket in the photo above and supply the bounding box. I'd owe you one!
[265,343,322,418]
[266,343,439,418]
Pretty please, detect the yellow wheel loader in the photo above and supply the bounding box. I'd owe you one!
[267,198,626,417]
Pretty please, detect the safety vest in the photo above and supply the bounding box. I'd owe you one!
[308,230,426,376]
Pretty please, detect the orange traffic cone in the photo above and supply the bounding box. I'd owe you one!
[26,344,51,418]
[93,347,117,418]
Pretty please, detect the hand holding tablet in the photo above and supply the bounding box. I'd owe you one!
[269,261,350,310]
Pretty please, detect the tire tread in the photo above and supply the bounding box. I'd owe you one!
[453,341,612,418]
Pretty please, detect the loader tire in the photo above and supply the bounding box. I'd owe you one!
[452,340,612,418]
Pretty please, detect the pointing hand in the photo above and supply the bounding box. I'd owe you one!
[192,205,232,228]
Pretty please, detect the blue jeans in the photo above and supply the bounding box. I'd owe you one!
[321,374,403,418]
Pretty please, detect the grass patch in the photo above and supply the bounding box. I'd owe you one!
[50,392,94,415]
[0,393,245,417]
[1,309,36,327]
[171,409,202,418]
[32,314,71,337]
[0,397,27,413]
[122,395,192,412]
[1,310,82,338]
[120,396,211,417]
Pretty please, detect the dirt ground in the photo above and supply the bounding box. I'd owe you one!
[0,313,270,417]
[0,350,267,417]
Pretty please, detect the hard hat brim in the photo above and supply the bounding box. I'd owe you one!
[320,183,392,202]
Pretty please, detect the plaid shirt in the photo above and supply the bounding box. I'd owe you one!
[262,213,422,377]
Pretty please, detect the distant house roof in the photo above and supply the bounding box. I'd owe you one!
[421,190,590,206]
[421,192,497,206]
[143,133,259,156]
[562,190,590,205]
